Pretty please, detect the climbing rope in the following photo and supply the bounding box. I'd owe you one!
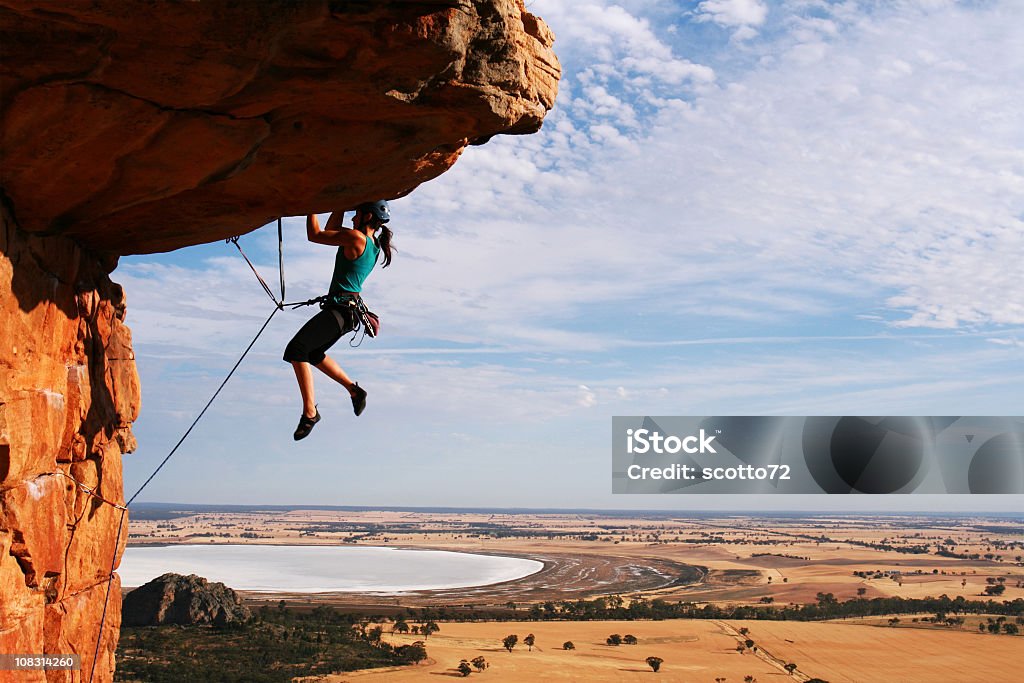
[84,218,299,683]
[51,470,129,511]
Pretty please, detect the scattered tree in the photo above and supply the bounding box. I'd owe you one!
[623,634,638,645]
[646,656,663,673]
[421,622,439,638]
[606,634,622,646]
[563,641,575,651]
[393,619,409,634]
[785,663,798,674]
[457,660,472,677]
[503,634,518,653]
[524,633,536,651]
[471,656,489,672]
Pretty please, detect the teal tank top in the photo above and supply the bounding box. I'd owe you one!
[328,235,379,299]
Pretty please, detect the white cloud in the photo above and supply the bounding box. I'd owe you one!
[577,384,597,407]
[695,0,768,40]
[696,0,768,27]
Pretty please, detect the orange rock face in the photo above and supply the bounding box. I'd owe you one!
[1,2,558,682]
[1,203,132,682]
[0,0,560,254]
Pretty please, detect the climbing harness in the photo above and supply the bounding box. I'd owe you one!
[80,215,370,683]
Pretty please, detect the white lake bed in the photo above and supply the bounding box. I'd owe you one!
[119,544,542,593]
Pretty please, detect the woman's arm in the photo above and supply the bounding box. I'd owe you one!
[306,212,362,248]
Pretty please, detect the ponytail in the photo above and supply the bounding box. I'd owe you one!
[377,224,395,267]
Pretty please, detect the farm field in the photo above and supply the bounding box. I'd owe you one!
[306,618,1022,682]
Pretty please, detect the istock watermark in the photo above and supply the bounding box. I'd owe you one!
[612,416,1024,494]
[626,428,717,454]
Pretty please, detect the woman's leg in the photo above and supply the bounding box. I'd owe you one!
[315,355,357,395]
[316,355,367,415]
[291,361,317,418]
[284,309,344,423]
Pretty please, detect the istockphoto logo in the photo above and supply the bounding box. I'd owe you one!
[612,416,1024,495]
[626,428,717,454]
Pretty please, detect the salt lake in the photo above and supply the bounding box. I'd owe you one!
[119,544,542,593]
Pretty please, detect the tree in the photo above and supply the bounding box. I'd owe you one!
[400,641,427,663]
[503,634,518,653]
[393,619,409,634]
[457,660,472,677]
[607,634,622,646]
[785,663,798,674]
[738,627,750,635]
[856,587,867,597]
[744,639,755,650]
[471,656,489,672]
[563,641,575,650]
[623,634,638,645]
[524,633,536,651]
[745,677,758,683]
[1003,623,1019,635]
[421,621,439,638]
[646,656,663,673]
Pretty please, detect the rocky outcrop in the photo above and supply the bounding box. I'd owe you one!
[0,1,558,681]
[0,0,559,254]
[122,573,251,627]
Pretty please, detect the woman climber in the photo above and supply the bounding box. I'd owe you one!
[283,200,394,440]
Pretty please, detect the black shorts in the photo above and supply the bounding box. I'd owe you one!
[282,306,357,364]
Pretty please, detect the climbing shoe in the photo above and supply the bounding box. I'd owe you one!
[350,383,367,416]
[293,408,320,441]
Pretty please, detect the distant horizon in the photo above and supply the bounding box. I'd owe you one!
[129,501,1023,519]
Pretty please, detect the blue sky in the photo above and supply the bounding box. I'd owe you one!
[119,0,1024,511]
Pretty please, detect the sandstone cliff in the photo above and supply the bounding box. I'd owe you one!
[0,1,558,681]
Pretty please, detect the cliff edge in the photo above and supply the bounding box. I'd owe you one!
[0,2,558,680]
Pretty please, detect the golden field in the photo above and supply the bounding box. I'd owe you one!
[302,618,1023,683]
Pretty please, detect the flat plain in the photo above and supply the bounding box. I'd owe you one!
[125,509,1023,680]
